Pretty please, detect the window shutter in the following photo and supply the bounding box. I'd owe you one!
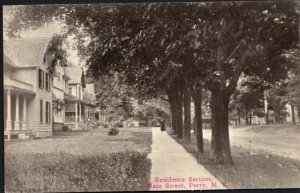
[46,102,48,124]
[49,102,51,124]
[39,69,42,88]
[47,73,49,91]
[42,71,44,88]
[40,100,43,123]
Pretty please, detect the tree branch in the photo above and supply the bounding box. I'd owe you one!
[159,96,170,102]
[226,46,252,97]
[224,38,244,64]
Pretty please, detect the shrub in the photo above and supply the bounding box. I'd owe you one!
[62,125,70,131]
[107,127,119,136]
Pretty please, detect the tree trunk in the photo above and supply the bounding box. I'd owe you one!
[273,97,280,123]
[245,110,249,125]
[192,85,203,153]
[193,117,197,136]
[183,86,191,142]
[266,109,270,124]
[237,108,241,125]
[209,90,233,164]
[298,105,300,123]
[169,92,177,134]
[249,111,252,125]
[176,90,184,139]
[291,103,296,124]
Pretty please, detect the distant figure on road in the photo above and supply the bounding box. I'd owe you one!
[159,118,166,132]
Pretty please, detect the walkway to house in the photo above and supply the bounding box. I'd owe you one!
[147,127,225,191]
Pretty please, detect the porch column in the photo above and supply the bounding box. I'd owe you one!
[6,89,12,131]
[79,102,81,122]
[14,94,20,130]
[75,102,78,122]
[22,95,27,130]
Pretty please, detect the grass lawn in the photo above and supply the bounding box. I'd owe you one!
[5,127,152,192]
[169,130,300,189]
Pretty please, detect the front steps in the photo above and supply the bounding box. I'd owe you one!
[4,130,35,141]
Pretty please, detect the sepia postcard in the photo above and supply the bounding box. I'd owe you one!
[2,0,300,192]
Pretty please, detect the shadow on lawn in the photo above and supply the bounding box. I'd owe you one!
[51,130,91,138]
[168,131,300,189]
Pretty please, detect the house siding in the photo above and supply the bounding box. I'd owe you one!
[35,65,52,137]
[11,68,37,90]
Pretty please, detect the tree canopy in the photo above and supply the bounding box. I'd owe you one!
[4,1,299,164]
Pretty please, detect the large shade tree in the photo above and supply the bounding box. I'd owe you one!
[5,1,299,164]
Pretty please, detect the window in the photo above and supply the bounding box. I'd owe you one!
[40,100,43,123]
[69,87,72,95]
[38,69,44,88]
[46,102,51,124]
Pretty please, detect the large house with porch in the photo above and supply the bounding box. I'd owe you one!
[4,37,98,140]
[4,38,54,140]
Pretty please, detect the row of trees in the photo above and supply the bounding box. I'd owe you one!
[5,1,299,164]
[229,61,300,126]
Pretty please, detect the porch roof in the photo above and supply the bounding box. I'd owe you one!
[4,78,35,94]
[64,93,81,102]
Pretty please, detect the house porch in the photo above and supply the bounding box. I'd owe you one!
[4,87,35,140]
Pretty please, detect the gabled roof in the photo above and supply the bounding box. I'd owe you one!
[65,65,83,84]
[3,37,51,67]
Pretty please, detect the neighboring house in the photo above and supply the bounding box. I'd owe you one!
[285,103,300,123]
[83,83,97,120]
[64,66,97,130]
[123,117,140,128]
[94,107,108,122]
[4,38,53,140]
[52,65,71,130]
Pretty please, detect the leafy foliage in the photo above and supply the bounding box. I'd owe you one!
[92,75,134,122]
[44,34,69,75]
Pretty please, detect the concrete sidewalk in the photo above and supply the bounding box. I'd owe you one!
[147,127,226,191]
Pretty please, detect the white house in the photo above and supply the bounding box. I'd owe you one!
[4,38,53,140]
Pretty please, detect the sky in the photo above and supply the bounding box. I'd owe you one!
[21,22,63,38]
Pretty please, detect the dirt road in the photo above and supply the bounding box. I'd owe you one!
[203,124,300,160]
